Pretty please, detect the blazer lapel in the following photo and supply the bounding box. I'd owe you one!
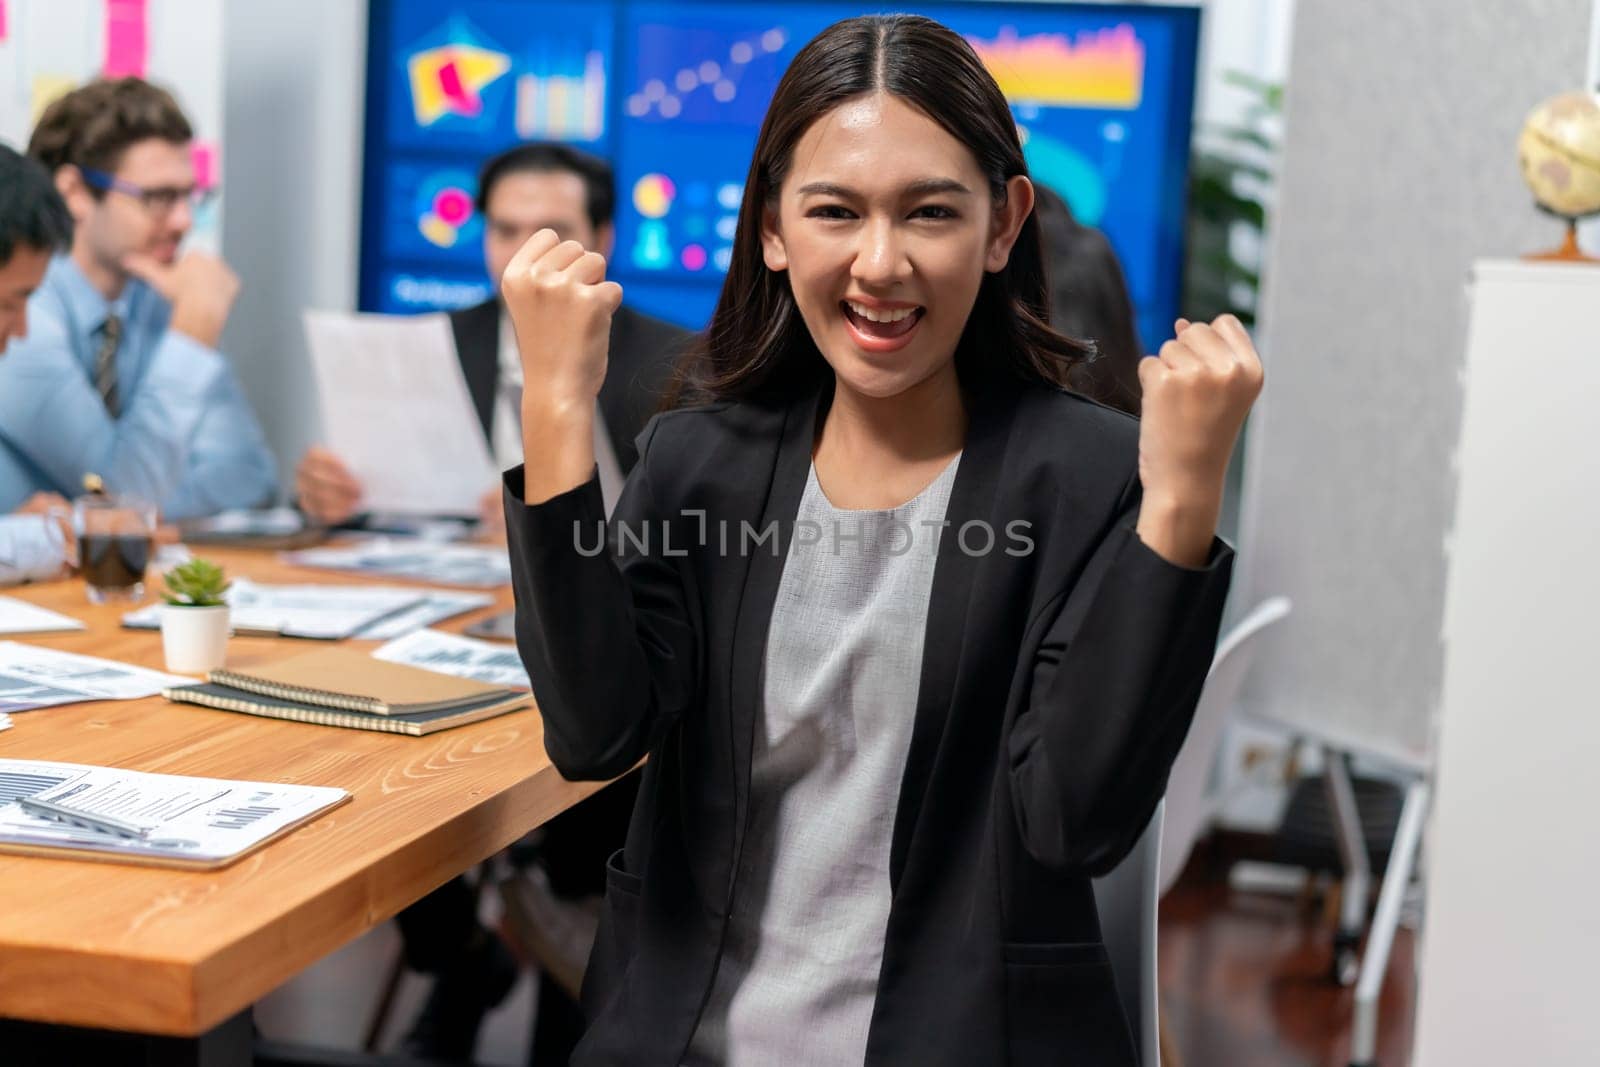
[725,383,824,856]
[597,307,639,467]
[450,299,501,443]
[889,381,1017,886]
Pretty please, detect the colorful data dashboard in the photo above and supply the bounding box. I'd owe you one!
[361,0,1199,348]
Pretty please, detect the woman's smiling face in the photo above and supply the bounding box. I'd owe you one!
[762,91,1033,400]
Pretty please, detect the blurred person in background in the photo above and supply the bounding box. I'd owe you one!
[294,143,688,535]
[1,143,78,584]
[1033,182,1144,416]
[360,145,687,1065]
[0,78,277,522]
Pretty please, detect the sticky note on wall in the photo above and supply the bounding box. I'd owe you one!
[31,74,78,125]
[191,140,219,191]
[102,0,148,78]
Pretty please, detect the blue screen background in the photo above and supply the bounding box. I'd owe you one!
[360,0,1200,354]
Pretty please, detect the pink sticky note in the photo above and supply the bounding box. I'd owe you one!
[1,2,10,44]
[102,0,148,79]
[191,141,219,191]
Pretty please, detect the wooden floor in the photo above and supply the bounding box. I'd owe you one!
[1158,853,1416,1067]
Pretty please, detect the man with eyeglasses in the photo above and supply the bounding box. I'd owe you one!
[0,77,276,521]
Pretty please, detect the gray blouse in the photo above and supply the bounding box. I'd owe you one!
[684,454,962,1065]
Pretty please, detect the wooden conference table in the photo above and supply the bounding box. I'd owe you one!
[0,545,599,1061]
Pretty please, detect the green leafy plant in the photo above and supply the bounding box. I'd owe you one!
[161,558,231,607]
[1184,71,1283,327]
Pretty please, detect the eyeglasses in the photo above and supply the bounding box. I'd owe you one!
[78,167,216,216]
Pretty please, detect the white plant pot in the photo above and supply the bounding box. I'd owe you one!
[160,604,231,674]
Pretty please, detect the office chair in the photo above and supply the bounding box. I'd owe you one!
[1159,597,1293,897]
[1093,801,1164,1067]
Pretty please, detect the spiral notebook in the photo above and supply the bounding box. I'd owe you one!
[163,683,529,736]
[205,647,512,715]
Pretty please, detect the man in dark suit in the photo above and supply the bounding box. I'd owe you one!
[297,146,687,1063]
[295,143,687,527]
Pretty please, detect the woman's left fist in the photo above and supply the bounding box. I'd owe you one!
[1136,313,1264,508]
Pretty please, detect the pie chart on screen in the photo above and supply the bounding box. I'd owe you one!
[633,173,676,219]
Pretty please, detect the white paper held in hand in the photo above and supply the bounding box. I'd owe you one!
[303,310,498,516]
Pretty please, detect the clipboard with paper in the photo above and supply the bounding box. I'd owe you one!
[0,759,350,870]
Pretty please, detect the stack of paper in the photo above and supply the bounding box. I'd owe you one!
[120,580,488,641]
[0,596,86,636]
[284,541,512,589]
[373,629,531,689]
[178,507,325,549]
[0,643,189,714]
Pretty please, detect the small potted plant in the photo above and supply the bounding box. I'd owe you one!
[158,558,232,674]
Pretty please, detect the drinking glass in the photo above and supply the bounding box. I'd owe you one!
[73,494,156,603]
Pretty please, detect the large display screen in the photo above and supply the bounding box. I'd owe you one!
[361,1,1200,349]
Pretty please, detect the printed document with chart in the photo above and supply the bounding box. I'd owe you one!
[0,759,349,868]
[0,643,188,713]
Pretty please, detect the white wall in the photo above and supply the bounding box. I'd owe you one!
[0,0,225,247]
[1235,0,1593,767]
[219,0,367,485]
[1192,0,1295,127]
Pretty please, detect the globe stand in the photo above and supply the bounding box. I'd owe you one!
[1525,206,1600,263]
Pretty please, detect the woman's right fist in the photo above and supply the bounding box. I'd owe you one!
[500,229,623,406]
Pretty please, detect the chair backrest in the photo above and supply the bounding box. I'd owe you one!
[1093,801,1164,1067]
[1157,596,1292,897]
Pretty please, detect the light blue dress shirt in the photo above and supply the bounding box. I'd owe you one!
[0,255,277,519]
[0,514,65,585]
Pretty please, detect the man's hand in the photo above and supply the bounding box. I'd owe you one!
[13,493,76,576]
[1134,314,1264,567]
[12,492,67,517]
[295,446,364,526]
[124,250,240,349]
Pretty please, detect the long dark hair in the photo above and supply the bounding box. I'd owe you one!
[670,14,1091,406]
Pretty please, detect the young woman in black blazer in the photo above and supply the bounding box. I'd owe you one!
[499,14,1261,1065]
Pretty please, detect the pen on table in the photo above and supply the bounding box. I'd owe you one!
[18,795,156,839]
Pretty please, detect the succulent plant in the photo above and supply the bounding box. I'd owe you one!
[160,558,231,607]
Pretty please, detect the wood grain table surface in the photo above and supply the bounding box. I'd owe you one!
[0,546,598,1036]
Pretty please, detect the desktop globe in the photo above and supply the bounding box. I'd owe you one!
[1517,90,1600,261]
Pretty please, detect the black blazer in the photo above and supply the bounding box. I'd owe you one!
[451,298,689,472]
[504,377,1233,1065]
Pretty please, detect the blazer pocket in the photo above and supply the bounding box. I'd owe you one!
[1002,942,1136,1065]
[580,848,644,1018]
[604,846,644,897]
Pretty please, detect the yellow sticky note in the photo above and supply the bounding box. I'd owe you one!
[31,73,78,125]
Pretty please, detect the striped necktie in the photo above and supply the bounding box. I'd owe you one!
[94,314,122,417]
